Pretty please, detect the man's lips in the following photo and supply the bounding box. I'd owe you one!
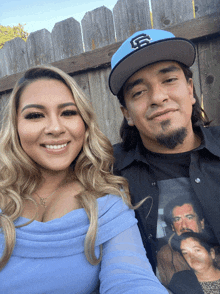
[148,108,177,120]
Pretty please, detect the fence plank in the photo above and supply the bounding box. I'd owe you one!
[0,38,29,77]
[52,18,83,61]
[87,68,123,144]
[113,0,151,42]
[151,0,194,29]
[198,35,220,125]
[26,29,55,67]
[81,6,115,51]
[0,48,8,78]
[191,45,201,101]
[0,92,10,126]
[194,0,220,17]
[72,72,91,103]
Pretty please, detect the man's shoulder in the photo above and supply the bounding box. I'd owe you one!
[113,143,136,172]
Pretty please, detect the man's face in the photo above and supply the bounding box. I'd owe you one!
[171,203,204,236]
[121,61,196,153]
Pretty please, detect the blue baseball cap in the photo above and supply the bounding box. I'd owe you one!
[109,29,196,96]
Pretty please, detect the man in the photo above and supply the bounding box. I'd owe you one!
[108,29,220,291]
[157,196,205,286]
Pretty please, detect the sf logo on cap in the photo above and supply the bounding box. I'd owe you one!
[130,33,152,50]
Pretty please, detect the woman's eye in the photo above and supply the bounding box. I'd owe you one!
[61,110,78,116]
[24,113,44,119]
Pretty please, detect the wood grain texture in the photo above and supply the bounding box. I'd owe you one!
[194,0,220,18]
[0,38,29,78]
[87,67,123,144]
[26,29,55,67]
[81,6,115,51]
[198,35,220,125]
[113,0,151,42]
[52,18,83,61]
[151,0,194,29]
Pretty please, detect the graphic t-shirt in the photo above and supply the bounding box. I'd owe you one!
[144,149,220,293]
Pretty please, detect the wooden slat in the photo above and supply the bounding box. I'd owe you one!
[198,35,220,126]
[151,0,194,29]
[0,12,219,94]
[191,44,201,101]
[52,17,84,61]
[113,0,151,42]
[27,29,55,67]
[87,67,123,144]
[0,37,29,78]
[194,0,220,18]
[81,6,115,51]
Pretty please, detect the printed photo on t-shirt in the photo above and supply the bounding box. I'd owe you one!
[156,177,220,294]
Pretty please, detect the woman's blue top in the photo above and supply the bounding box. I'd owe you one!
[0,194,167,293]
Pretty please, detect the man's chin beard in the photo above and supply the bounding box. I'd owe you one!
[156,127,187,150]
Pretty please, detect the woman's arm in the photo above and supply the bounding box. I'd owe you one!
[99,224,168,294]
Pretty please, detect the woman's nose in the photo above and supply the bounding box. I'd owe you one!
[44,116,65,136]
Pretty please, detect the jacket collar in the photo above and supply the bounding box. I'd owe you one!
[116,126,220,171]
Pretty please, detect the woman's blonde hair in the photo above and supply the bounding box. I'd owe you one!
[0,65,133,270]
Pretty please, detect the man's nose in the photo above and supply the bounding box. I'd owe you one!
[150,84,169,106]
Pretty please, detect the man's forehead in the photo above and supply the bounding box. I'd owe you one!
[172,203,196,216]
[123,61,182,92]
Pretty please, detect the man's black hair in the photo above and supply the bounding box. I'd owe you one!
[163,195,204,229]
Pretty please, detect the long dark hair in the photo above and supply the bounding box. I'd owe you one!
[118,63,211,151]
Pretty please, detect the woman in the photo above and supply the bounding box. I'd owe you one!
[168,232,220,294]
[0,65,167,294]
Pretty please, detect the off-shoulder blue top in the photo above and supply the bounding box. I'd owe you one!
[0,194,167,293]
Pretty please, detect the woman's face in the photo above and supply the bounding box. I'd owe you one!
[180,237,215,273]
[17,79,86,174]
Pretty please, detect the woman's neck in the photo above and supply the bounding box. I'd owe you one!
[196,267,220,282]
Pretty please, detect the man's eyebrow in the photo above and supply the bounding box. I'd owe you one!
[124,78,144,93]
[158,65,181,75]
[21,102,76,113]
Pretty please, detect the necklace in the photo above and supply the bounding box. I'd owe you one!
[35,187,60,208]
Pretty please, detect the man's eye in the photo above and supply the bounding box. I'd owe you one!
[165,78,177,83]
[61,110,78,116]
[133,90,145,98]
[24,113,44,119]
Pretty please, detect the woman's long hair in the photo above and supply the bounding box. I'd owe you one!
[0,65,133,270]
[118,63,211,151]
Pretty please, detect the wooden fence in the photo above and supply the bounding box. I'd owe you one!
[0,0,220,144]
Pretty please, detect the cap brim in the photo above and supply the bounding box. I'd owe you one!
[109,38,196,96]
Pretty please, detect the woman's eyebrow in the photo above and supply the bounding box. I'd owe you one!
[21,104,44,112]
[21,102,76,113]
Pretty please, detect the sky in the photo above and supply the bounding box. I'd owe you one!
[0,0,120,34]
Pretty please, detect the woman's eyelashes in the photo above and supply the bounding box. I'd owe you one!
[61,110,78,116]
[24,109,78,120]
[24,112,44,120]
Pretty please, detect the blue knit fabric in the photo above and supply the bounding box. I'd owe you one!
[0,194,167,294]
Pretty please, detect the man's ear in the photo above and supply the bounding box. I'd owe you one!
[210,248,216,260]
[201,218,205,230]
[120,106,134,126]
[188,78,196,106]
